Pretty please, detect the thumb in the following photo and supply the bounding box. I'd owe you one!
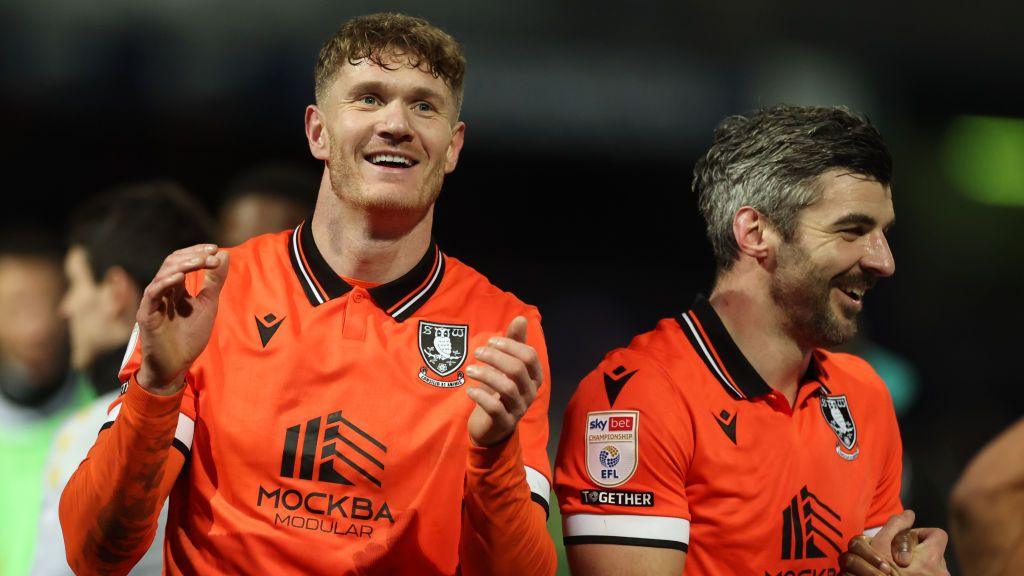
[891,528,918,567]
[505,316,528,343]
[200,251,230,300]
[872,509,916,555]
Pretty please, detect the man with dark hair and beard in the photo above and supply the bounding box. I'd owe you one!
[555,105,949,576]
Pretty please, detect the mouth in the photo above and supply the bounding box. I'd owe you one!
[364,152,419,170]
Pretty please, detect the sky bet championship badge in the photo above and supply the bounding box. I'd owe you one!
[586,411,639,487]
[418,321,468,388]
[820,394,860,461]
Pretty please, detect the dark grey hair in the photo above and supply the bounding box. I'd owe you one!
[692,105,892,270]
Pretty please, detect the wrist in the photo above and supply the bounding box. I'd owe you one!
[137,366,186,396]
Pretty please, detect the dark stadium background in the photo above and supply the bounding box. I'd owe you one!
[3,2,1022,573]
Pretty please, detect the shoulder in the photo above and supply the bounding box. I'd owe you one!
[816,350,893,406]
[438,255,540,319]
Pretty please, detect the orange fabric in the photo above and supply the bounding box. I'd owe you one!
[461,431,556,576]
[61,228,554,575]
[555,311,903,575]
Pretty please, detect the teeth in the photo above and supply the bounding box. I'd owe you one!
[369,154,413,166]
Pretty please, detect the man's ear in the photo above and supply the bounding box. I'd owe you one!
[443,121,465,174]
[305,105,330,161]
[732,206,773,264]
[102,266,141,320]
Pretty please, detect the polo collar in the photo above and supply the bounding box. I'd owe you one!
[288,218,446,322]
[675,295,829,400]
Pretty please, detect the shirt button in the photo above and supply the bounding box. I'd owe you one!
[352,292,364,303]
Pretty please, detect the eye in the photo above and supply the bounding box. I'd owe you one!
[838,228,866,240]
[414,101,435,113]
[359,95,380,106]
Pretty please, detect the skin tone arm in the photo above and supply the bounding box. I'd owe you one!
[840,511,950,576]
[949,417,1024,576]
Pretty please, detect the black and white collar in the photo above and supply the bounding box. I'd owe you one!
[675,295,830,400]
[287,218,446,322]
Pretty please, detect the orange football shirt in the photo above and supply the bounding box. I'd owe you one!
[555,295,903,575]
[76,220,552,574]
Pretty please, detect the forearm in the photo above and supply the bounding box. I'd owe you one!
[461,431,556,576]
[950,417,1024,576]
[59,376,184,576]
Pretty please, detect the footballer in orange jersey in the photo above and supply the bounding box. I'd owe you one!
[555,106,950,576]
[60,14,555,576]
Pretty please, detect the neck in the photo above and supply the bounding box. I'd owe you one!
[311,173,434,284]
[708,278,812,404]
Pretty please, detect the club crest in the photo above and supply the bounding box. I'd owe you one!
[418,321,468,387]
[819,394,859,460]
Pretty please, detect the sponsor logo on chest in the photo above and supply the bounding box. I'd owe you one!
[585,411,639,487]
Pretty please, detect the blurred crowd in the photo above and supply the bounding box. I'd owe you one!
[0,164,317,576]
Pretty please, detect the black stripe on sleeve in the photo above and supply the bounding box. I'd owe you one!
[172,438,190,459]
[99,421,114,434]
[530,492,550,519]
[563,535,688,551]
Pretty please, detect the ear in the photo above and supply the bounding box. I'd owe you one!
[305,105,330,161]
[443,121,466,174]
[102,266,141,320]
[732,206,773,263]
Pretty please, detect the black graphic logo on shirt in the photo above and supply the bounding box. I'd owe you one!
[603,365,637,407]
[279,411,386,487]
[713,410,737,444]
[780,486,842,560]
[820,394,859,461]
[256,313,285,348]
[417,321,468,387]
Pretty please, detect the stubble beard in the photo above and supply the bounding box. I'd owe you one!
[769,240,859,349]
[328,152,445,217]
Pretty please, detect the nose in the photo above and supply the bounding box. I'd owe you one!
[862,231,895,278]
[376,102,414,144]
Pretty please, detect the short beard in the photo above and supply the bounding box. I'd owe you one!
[327,153,444,216]
[769,240,859,349]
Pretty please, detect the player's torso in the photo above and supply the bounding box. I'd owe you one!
[681,373,881,576]
[165,237,514,575]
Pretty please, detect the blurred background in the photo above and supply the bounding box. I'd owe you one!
[2,1,1022,574]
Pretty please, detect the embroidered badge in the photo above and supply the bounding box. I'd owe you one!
[585,411,639,487]
[417,321,467,388]
[820,395,860,461]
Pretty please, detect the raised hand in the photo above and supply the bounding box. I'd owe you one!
[465,316,542,447]
[135,244,229,396]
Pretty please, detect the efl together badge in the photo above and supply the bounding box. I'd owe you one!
[820,395,859,461]
[417,321,468,388]
[586,411,639,487]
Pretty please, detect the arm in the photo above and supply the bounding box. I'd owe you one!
[459,314,556,575]
[950,416,1024,576]
[59,244,228,575]
[567,544,683,576]
[59,380,186,575]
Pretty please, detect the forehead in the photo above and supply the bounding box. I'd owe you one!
[801,170,894,225]
[329,54,455,103]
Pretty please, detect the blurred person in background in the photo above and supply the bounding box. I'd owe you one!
[31,182,215,575]
[949,416,1024,576]
[219,163,319,247]
[555,105,949,576]
[0,228,90,576]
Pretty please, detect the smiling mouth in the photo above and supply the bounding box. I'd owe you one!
[365,153,419,169]
[837,287,865,303]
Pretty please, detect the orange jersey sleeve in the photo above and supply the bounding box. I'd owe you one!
[60,271,202,575]
[555,348,695,551]
[853,358,904,532]
[459,310,555,575]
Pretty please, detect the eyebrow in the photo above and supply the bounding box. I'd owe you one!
[346,81,446,104]
[832,213,896,232]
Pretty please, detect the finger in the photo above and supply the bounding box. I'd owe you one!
[465,364,525,416]
[891,528,918,567]
[871,510,916,555]
[914,527,949,553]
[199,252,230,301]
[839,552,889,576]
[466,387,514,428]
[474,346,537,402]
[170,244,219,258]
[485,335,542,384]
[847,536,892,573]
[140,272,186,317]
